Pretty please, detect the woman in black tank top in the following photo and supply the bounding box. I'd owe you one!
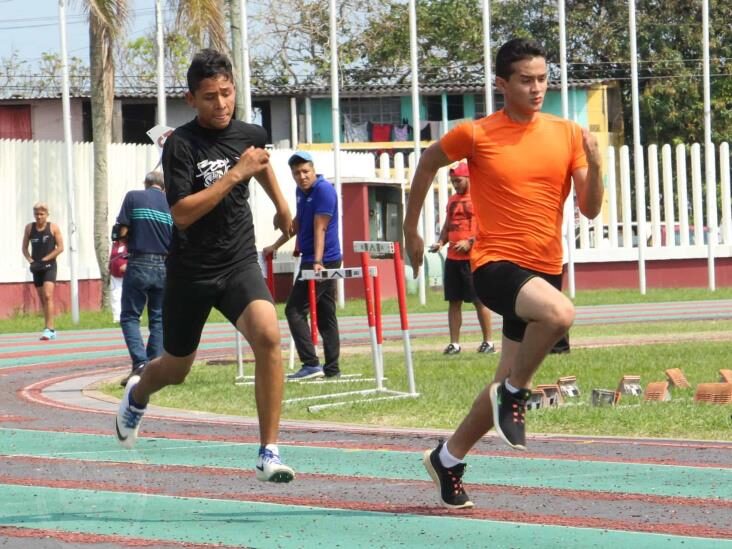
[21,203,64,341]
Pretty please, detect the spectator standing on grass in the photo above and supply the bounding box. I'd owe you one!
[404,38,603,509]
[263,151,342,381]
[429,162,495,356]
[115,171,172,387]
[22,202,64,341]
[115,49,296,483]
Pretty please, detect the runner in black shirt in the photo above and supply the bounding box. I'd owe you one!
[115,49,296,483]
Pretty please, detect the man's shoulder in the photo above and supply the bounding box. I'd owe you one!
[228,120,268,141]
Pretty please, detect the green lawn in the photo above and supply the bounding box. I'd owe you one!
[3,286,732,334]
[103,333,732,441]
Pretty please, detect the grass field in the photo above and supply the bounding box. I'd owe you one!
[3,286,732,334]
[103,319,732,441]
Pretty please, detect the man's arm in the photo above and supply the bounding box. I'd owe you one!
[171,146,271,230]
[262,228,294,258]
[429,219,449,252]
[312,214,331,272]
[43,224,64,261]
[572,128,603,219]
[403,142,452,276]
[253,163,294,236]
[21,224,32,263]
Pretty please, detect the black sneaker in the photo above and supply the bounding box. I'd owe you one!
[422,442,474,509]
[477,341,496,354]
[490,381,531,451]
[443,343,461,355]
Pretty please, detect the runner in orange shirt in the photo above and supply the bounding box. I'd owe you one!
[404,38,603,509]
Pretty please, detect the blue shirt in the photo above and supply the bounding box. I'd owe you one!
[116,187,173,254]
[296,175,341,264]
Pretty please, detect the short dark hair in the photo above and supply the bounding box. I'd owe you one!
[495,38,546,80]
[187,49,234,94]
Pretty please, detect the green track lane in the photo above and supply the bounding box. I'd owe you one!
[2,428,730,500]
[1,484,729,548]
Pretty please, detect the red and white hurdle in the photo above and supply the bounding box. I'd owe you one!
[283,241,418,411]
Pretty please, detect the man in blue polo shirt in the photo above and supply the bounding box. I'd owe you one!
[116,171,173,386]
[263,151,342,380]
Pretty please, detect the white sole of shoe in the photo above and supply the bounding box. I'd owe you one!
[489,382,527,451]
[422,450,474,510]
[255,465,295,483]
[287,372,325,381]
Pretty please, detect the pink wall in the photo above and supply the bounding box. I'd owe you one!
[0,279,102,319]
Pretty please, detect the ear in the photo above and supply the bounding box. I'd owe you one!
[495,76,508,93]
[185,91,195,108]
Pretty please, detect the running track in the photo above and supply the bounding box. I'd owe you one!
[1,300,731,548]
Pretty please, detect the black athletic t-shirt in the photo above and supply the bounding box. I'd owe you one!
[162,118,267,280]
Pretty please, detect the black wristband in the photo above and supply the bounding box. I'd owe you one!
[313,260,323,265]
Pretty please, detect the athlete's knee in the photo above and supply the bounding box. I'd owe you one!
[250,323,281,351]
[545,299,575,334]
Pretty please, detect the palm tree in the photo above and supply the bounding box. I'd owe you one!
[79,0,228,307]
[79,0,129,308]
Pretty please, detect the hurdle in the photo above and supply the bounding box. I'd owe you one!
[284,240,418,411]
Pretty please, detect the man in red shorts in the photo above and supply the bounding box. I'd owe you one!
[404,38,603,509]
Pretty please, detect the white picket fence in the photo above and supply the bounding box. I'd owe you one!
[2,138,730,288]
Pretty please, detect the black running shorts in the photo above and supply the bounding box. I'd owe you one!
[472,260,562,343]
[32,263,57,287]
[163,261,274,357]
[443,258,477,303]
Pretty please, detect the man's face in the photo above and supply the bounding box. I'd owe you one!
[291,162,317,191]
[497,56,548,116]
[450,175,469,194]
[33,209,48,224]
[186,75,236,130]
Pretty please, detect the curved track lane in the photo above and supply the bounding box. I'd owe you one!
[1,301,731,548]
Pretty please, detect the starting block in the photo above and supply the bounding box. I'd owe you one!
[694,383,732,405]
[617,375,643,396]
[719,369,732,383]
[591,389,620,407]
[644,381,671,402]
[526,389,548,411]
[557,376,580,398]
[535,384,563,407]
[665,368,691,388]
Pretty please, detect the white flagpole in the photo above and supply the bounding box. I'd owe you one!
[481,0,493,114]
[155,0,166,125]
[239,0,252,121]
[558,0,576,299]
[702,0,716,290]
[408,0,426,305]
[329,0,345,307]
[58,0,79,323]
[628,0,646,294]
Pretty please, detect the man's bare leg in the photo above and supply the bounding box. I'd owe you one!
[448,301,463,344]
[236,299,284,445]
[131,352,196,407]
[38,281,55,330]
[443,277,574,458]
[474,300,493,343]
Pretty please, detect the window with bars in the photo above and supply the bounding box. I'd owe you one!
[474,93,504,118]
[341,97,402,125]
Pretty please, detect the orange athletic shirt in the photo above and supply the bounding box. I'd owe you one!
[445,192,476,260]
[440,111,587,275]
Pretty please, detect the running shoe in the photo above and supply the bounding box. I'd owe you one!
[120,362,146,388]
[443,343,461,355]
[40,328,57,341]
[422,441,474,509]
[287,365,325,380]
[255,446,295,483]
[115,375,146,449]
[477,341,496,354]
[490,381,531,451]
